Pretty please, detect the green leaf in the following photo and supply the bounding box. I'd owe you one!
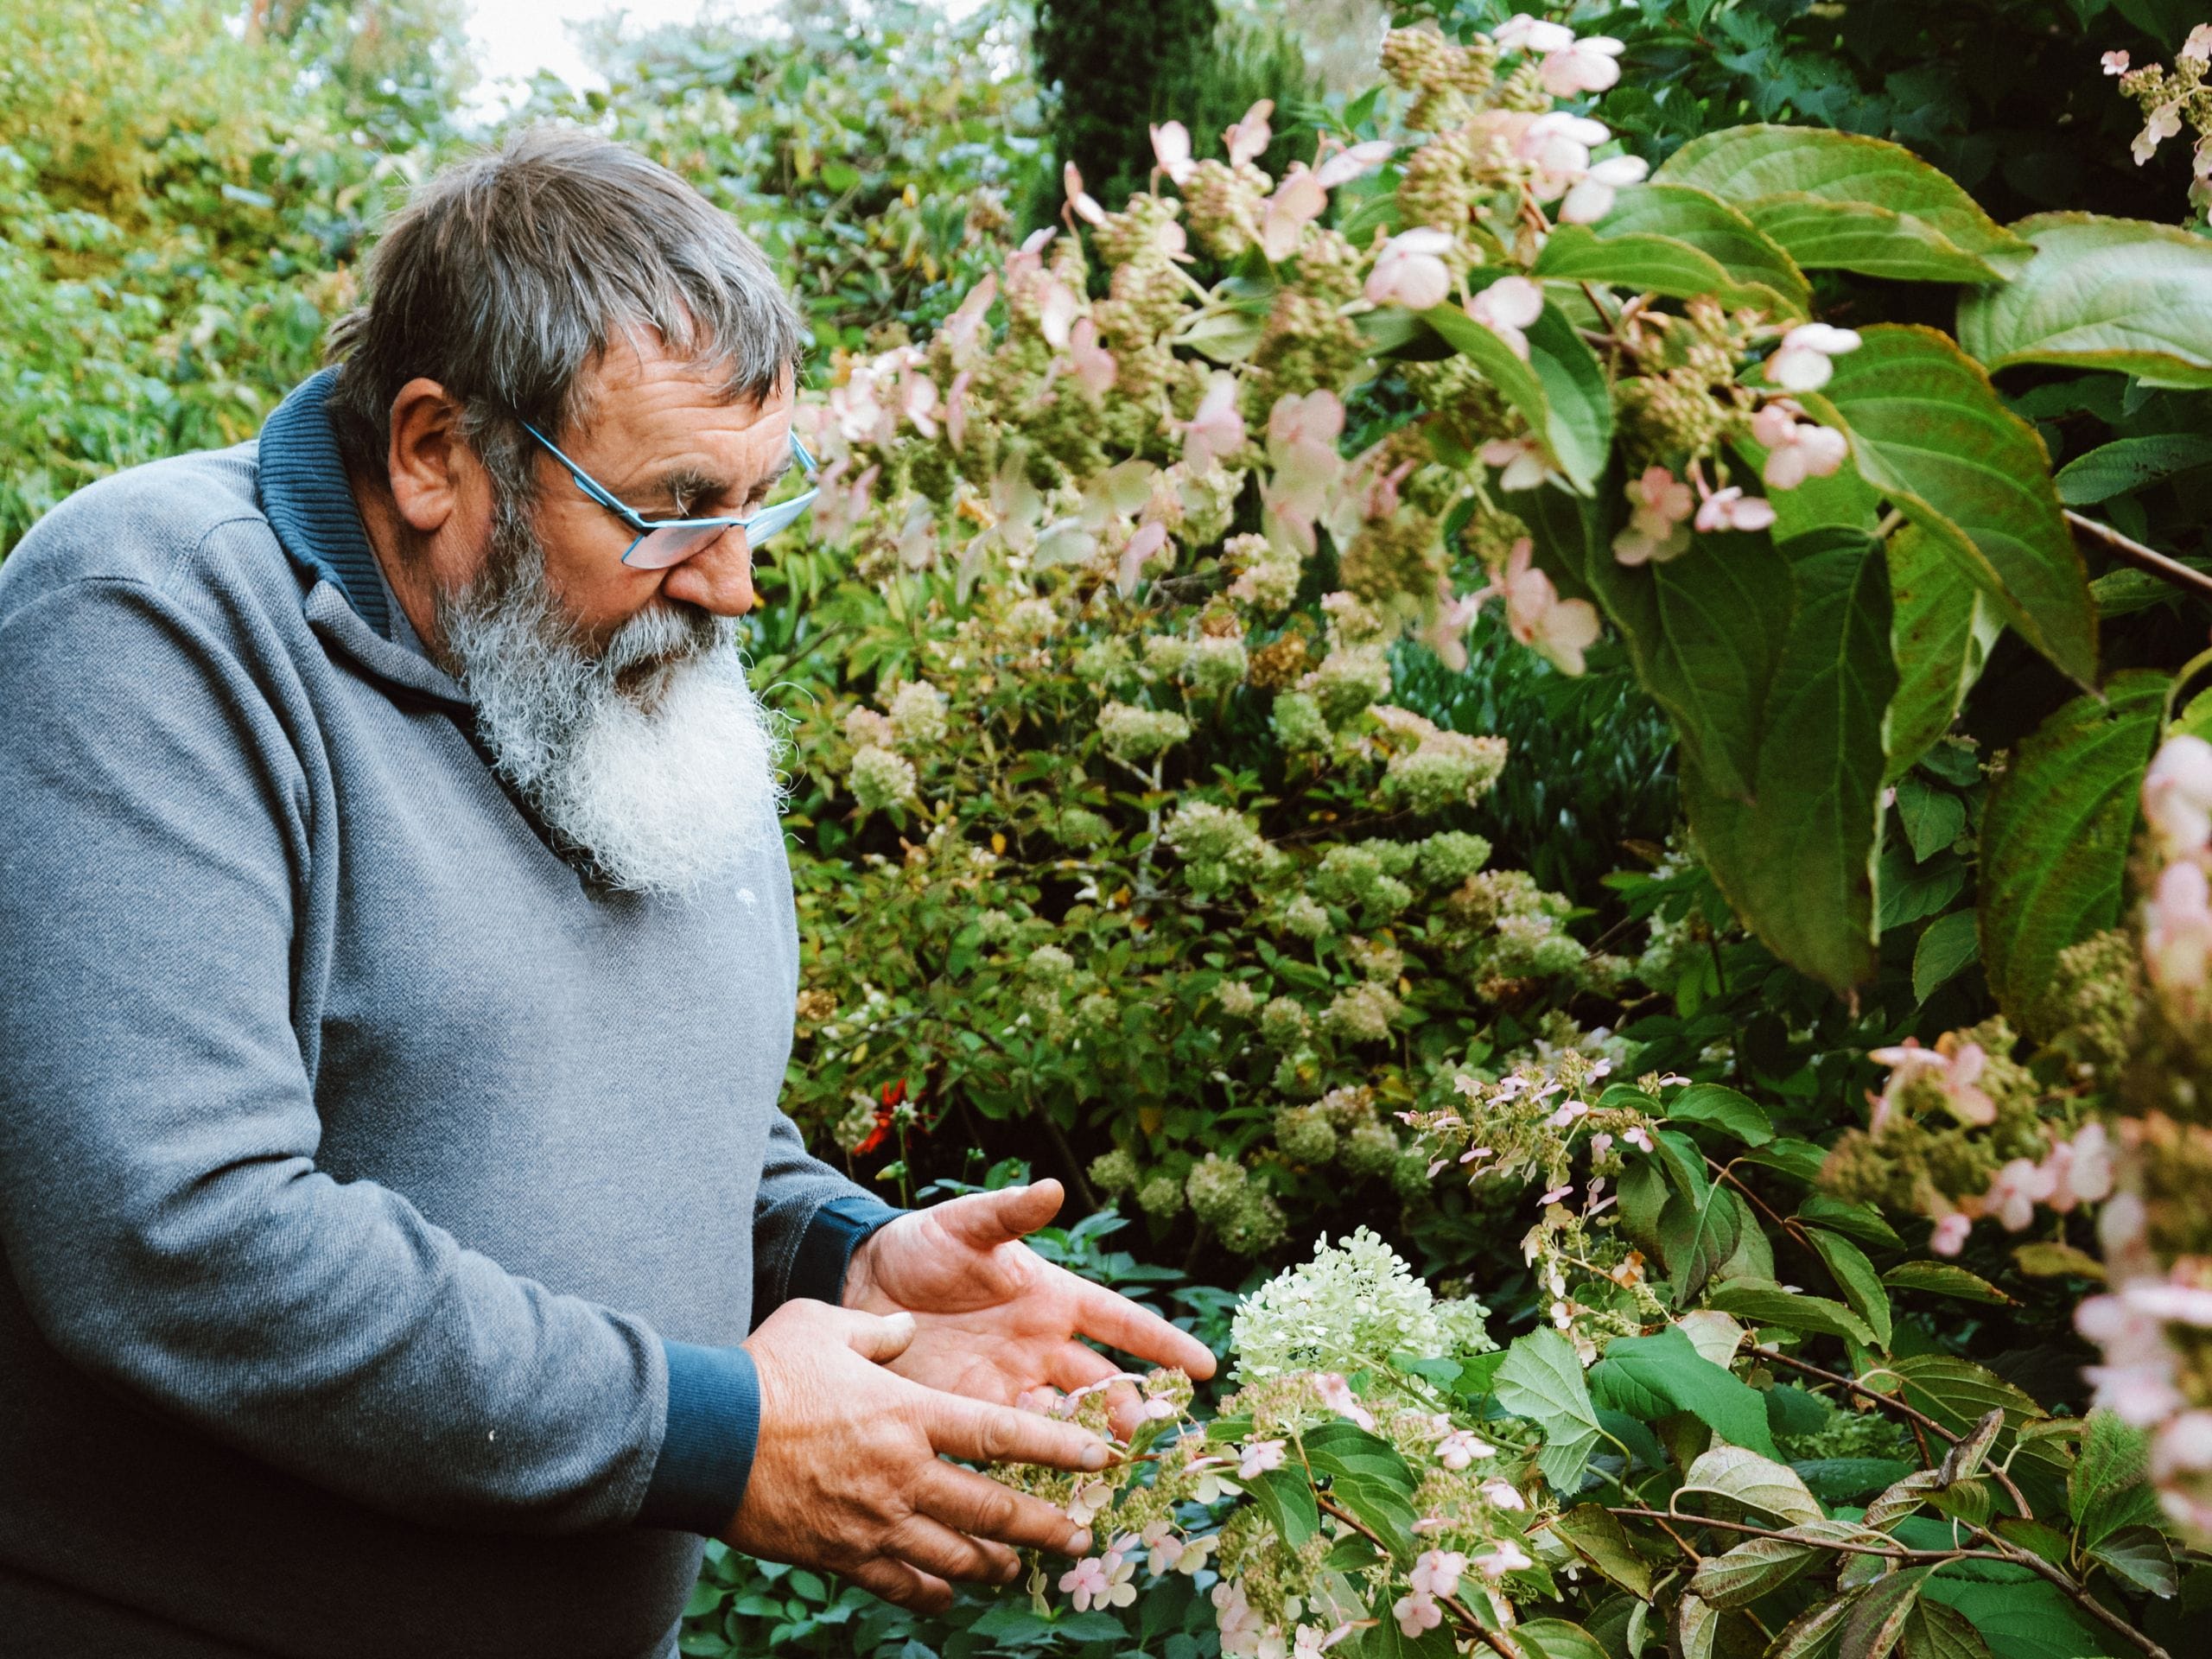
[1897,776,1968,861]
[1881,1262,2017,1306]
[1795,1458,1915,1503]
[1958,213,2212,388]
[2071,1410,2159,1549]
[1678,529,1896,991]
[1741,1137,1831,1185]
[1422,296,1611,494]
[1866,1468,1949,1532]
[2012,1240,2107,1281]
[1659,1172,1747,1306]
[1802,327,2096,688]
[1841,1564,1934,1659]
[1803,1227,1895,1351]
[1977,669,2165,1034]
[1589,1325,1777,1456]
[1243,1465,1319,1549]
[1675,1589,1721,1659]
[2056,434,2212,505]
[1495,1327,1602,1493]
[2088,1525,2178,1598]
[1534,182,1808,314]
[1357,1591,1458,1659]
[1664,1083,1775,1146]
[1796,1193,1904,1250]
[1769,1593,1859,1659]
[1705,1278,1878,1346]
[1939,1408,2007,1484]
[1550,1503,1655,1599]
[1301,1421,1416,1491]
[1332,1469,1420,1562]
[1919,1578,2128,1659]
[1912,910,1983,1002]
[1653,126,2031,280]
[1689,1531,1821,1607]
[1513,1621,1612,1659]
[1898,1599,1995,1659]
[1677,1443,1827,1526]
[1857,668,1969,798]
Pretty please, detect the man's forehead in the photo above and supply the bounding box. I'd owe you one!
[576,334,793,479]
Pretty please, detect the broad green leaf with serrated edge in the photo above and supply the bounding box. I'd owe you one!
[1496,1327,1601,1493]
[1589,1325,1776,1456]
[1675,1590,1720,1659]
[1797,1192,1904,1249]
[1842,1564,1934,1659]
[1514,1621,1611,1659]
[1800,327,2096,688]
[1659,1174,1746,1308]
[2071,1410,2159,1548]
[1649,134,2021,286]
[1866,1468,1948,1531]
[1664,1083,1774,1146]
[1804,1227,1894,1351]
[2088,1525,2178,1597]
[1535,182,1808,314]
[1770,1592,1859,1659]
[1898,1599,1994,1659]
[2056,434,2212,504]
[1882,1262,2016,1306]
[1243,1465,1319,1549]
[1678,530,1895,991]
[1919,1578,2126,1659]
[1550,1503,1654,1599]
[1741,1137,1829,1185]
[1423,296,1611,494]
[1678,1443,1826,1526]
[1978,670,2164,1034]
[1796,1458,1914,1503]
[1706,1278,1877,1346]
[1747,195,2020,283]
[1332,1469,1419,1561]
[1689,1533,1820,1607]
[1301,1421,1415,1491]
[1959,213,2212,388]
[1912,910,1983,1003]
[1885,524,2001,785]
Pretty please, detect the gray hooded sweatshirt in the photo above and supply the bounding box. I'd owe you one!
[0,370,896,1656]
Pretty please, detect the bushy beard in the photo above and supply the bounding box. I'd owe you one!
[434,493,788,897]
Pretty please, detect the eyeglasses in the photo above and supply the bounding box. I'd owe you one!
[518,419,820,570]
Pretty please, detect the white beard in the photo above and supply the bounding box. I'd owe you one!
[435,511,788,897]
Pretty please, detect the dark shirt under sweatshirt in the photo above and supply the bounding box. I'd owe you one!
[0,370,898,1656]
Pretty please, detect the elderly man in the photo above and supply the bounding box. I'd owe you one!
[0,128,1211,1657]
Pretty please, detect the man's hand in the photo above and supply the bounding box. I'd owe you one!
[841,1179,1217,1430]
[725,1299,1109,1612]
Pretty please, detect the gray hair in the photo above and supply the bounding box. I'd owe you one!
[324,126,804,494]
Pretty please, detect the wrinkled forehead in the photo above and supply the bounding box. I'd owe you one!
[564,327,797,488]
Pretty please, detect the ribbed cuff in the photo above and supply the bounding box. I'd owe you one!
[786,1194,905,1308]
[636,1339,760,1535]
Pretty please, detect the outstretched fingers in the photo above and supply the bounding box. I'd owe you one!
[1071,1275,1219,1379]
[933,1179,1066,1250]
[921,1388,1115,1473]
[842,1555,953,1614]
[916,1460,1095,1556]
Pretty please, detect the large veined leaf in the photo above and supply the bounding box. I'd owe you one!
[1802,326,2097,688]
[1494,1327,1602,1492]
[1958,213,2212,389]
[1679,531,1895,991]
[1550,1504,1654,1599]
[1521,485,1792,804]
[1706,1277,1879,1347]
[1421,296,1611,493]
[1885,525,2002,784]
[1978,670,2165,1033]
[1802,1226,1894,1351]
[1587,1325,1777,1456]
[1675,1443,1827,1527]
[1513,1621,1613,1659]
[1653,126,2032,282]
[1841,1565,1935,1659]
[1918,1579,2127,1659]
[1691,1520,1885,1609]
[2055,433,2212,505]
[1534,183,1808,315]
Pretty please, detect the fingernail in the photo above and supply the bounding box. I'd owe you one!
[1082,1443,1111,1470]
[1070,1529,1094,1555]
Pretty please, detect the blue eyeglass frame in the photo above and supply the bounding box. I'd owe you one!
[518,419,821,568]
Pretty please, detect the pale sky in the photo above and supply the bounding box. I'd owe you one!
[462,0,775,116]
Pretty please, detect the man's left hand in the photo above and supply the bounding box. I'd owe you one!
[842,1179,1216,1431]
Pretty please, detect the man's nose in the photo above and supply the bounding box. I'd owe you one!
[658,525,756,616]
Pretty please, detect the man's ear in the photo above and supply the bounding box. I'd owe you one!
[385,378,478,535]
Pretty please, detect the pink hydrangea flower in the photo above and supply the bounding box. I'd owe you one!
[1151,121,1195,187]
[1365,227,1457,310]
[1752,401,1851,489]
[1261,164,1330,261]
[1237,1440,1287,1479]
[1411,1549,1467,1599]
[2145,859,2212,992]
[1560,155,1649,224]
[1477,1540,1534,1577]
[1768,321,1863,391]
[1540,35,1625,96]
[1225,100,1274,168]
[1475,537,1601,675]
[2143,734,2212,851]
[1315,138,1395,188]
[1065,317,1118,397]
[1693,486,1778,534]
[1493,14,1575,54]
[1314,1372,1377,1430]
[1064,162,1106,226]
[1479,1477,1528,1512]
[1930,1211,1972,1256]
[2103,49,2132,75]
[1478,435,1560,493]
[1436,1428,1495,1469]
[1392,1590,1443,1637]
[1466,276,1545,360]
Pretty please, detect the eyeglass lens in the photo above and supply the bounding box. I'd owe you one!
[624,520,737,570]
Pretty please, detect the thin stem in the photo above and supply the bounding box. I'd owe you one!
[1707,1157,1808,1246]
[1974,1528,2171,1659]
[1750,1348,2034,1522]
[2067,509,2212,602]
[1609,1507,2004,1565]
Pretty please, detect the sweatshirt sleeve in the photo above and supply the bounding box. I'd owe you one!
[750,1114,904,1318]
[0,573,667,1535]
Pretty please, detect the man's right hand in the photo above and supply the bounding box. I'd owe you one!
[722,1298,1113,1611]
